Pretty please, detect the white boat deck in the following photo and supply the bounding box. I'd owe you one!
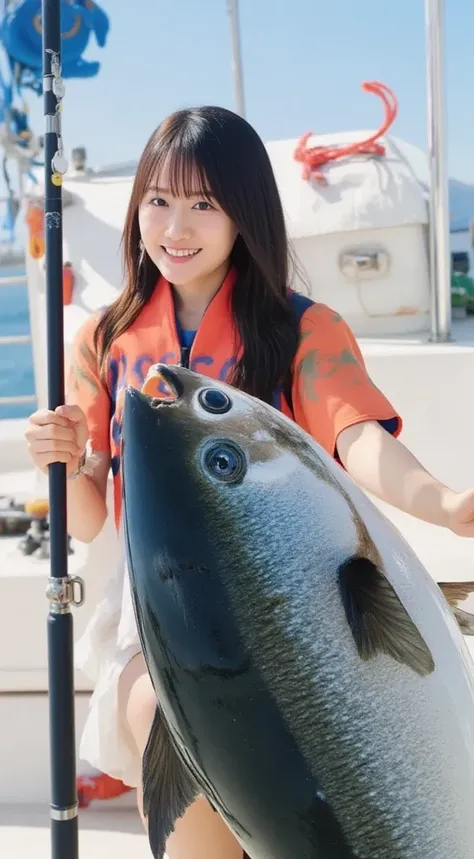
[0,802,152,858]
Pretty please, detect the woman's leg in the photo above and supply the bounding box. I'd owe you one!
[117,652,244,859]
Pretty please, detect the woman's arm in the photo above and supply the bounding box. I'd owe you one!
[64,315,114,542]
[289,304,474,538]
[336,420,474,535]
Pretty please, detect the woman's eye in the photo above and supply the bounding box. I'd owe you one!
[150,197,167,207]
[193,201,213,211]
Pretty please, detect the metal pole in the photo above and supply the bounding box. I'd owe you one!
[227,0,246,117]
[425,0,451,341]
[42,2,84,857]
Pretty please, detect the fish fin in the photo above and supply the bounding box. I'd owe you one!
[338,556,435,676]
[438,581,474,635]
[142,706,199,859]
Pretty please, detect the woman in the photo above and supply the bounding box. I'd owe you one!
[25,105,474,859]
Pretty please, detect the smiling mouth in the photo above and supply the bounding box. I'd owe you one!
[162,247,202,259]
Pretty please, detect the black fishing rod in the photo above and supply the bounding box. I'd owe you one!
[42,1,84,857]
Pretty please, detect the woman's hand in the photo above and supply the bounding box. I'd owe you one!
[25,404,89,476]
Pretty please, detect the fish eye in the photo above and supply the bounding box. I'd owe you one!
[202,440,246,484]
[198,388,232,414]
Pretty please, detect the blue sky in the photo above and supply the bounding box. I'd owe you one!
[7,0,474,182]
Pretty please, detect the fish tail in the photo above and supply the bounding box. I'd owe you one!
[143,706,199,858]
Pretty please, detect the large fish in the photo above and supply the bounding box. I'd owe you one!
[121,363,474,859]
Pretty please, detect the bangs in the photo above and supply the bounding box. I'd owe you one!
[145,135,215,203]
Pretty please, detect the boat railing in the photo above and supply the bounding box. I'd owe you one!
[0,273,28,286]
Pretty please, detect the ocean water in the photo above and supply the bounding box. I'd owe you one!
[0,269,37,420]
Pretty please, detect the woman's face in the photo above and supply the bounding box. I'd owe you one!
[138,160,238,287]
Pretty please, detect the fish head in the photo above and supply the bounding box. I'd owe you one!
[121,360,320,533]
[120,362,329,676]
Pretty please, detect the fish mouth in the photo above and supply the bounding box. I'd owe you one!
[141,363,184,404]
[139,364,235,417]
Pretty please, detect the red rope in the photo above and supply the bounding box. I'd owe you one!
[293,81,398,185]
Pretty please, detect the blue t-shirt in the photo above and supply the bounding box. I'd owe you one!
[175,315,196,369]
[180,329,196,349]
[175,315,195,347]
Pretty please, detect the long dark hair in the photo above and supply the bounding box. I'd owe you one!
[94,105,304,404]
